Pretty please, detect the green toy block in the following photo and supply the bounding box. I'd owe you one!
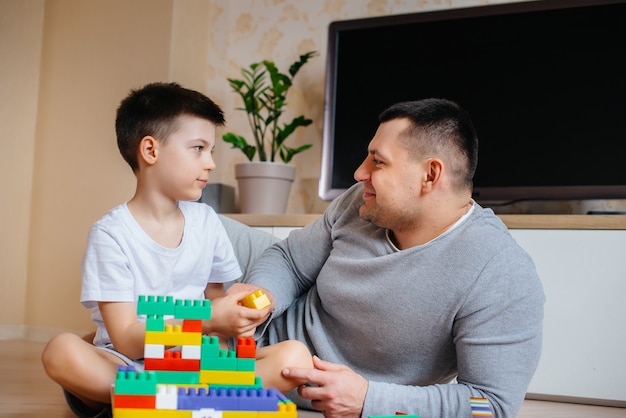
[201,335,220,358]
[150,370,200,384]
[145,315,165,331]
[237,357,256,371]
[209,376,264,391]
[114,367,158,395]
[174,299,212,320]
[137,295,175,316]
[200,349,237,370]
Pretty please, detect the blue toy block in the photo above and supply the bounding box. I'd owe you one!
[177,387,239,411]
[236,388,281,411]
[137,295,175,316]
[175,299,212,320]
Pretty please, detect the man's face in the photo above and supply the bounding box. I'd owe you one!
[353,118,428,229]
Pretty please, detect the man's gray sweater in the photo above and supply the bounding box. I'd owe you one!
[244,184,545,418]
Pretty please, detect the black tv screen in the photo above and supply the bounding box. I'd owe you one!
[319,0,626,205]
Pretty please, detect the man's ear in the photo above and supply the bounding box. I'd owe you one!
[138,136,159,166]
[422,158,444,192]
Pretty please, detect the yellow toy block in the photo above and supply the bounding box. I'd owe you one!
[222,412,256,418]
[241,290,271,310]
[114,408,192,418]
[145,325,202,346]
[199,370,255,385]
[258,402,297,418]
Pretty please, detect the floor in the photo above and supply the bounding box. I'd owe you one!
[1,339,624,418]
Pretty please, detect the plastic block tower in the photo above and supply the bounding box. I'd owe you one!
[113,295,296,418]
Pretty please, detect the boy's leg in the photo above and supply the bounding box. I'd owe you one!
[41,332,126,412]
[255,340,313,393]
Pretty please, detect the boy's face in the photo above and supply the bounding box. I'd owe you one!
[152,114,217,202]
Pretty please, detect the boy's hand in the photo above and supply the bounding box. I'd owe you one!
[205,285,273,337]
[226,282,276,308]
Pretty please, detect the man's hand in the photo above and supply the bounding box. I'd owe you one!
[282,356,368,418]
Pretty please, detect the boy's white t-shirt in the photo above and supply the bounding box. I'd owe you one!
[80,200,242,346]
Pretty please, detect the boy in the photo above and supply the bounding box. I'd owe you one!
[41,82,312,418]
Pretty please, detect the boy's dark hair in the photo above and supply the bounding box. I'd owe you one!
[115,82,225,171]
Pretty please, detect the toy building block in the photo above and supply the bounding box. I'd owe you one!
[145,325,202,346]
[183,319,203,333]
[236,388,283,411]
[199,370,256,386]
[192,409,222,418]
[235,337,256,359]
[201,335,221,359]
[241,290,271,310]
[258,401,297,418]
[175,299,212,320]
[151,370,201,385]
[145,344,166,359]
[138,295,176,316]
[113,394,156,409]
[144,350,201,371]
[156,384,179,410]
[182,345,202,360]
[115,409,195,418]
[201,349,238,371]
[178,387,239,411]
[146,315,166,331]
[114,366,158,395]
[236,357,255,372]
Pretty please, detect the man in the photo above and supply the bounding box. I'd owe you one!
[234,98,545,418]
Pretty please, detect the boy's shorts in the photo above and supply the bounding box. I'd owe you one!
[62,345,144,418]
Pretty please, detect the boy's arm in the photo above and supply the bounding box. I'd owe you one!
[98,301,147,360]
[204,282,224,300]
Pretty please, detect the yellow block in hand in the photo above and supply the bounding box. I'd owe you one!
[241,290,271,310]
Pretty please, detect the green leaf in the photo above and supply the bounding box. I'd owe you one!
[276,116,313,146]
[280,144,313,164]
[222,132,256,161]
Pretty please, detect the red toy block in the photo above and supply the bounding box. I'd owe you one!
[144,350,200,371]
[113,394,156,409]
[236,337,256,359]
[182,319,202,333]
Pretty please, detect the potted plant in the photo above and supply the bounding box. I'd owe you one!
[222,51,316,214]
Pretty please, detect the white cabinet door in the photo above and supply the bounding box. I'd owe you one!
[511,229,626,404]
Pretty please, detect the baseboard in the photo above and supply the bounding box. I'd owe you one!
[526,392,626,408]
[0,325,92,343]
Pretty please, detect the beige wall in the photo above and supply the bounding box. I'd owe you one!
[0,0,45,337]
[1,0,529,337]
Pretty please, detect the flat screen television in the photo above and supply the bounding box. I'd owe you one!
[319,0,626,207]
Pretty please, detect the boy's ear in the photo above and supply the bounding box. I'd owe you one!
[138,136,159,166]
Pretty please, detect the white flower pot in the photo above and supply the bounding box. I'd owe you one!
[235,162,296,214]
